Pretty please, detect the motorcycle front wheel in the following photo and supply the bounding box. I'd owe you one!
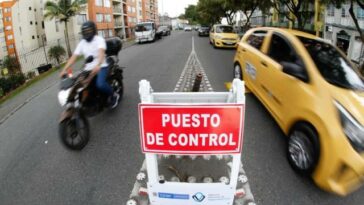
[59,114,90,150]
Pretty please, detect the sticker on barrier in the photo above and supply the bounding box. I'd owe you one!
[138,104,245,154]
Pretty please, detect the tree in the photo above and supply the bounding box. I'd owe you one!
[48,45,66,67]
[184,5,199,24]
[272,0,315,30]
[3,56,20,75]
[44,0,86,57]
[235,0,272,28]
[196,0,229,25]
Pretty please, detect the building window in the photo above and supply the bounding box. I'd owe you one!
[7,34,13,40]
[105,14,112,22]
[42,21,44,29]
[104,0,110,7]
[357,7,364,19]
[109,29,113,37]
[341,8,347,17]
[96,0,103,6]
[55,20,60,32]
[98,30,103,37]
[77,14,87,25]
[96,14,103,22]
[19,27,22,35]
[35,21,38,25]
[8,44,14,49]
[5,26,11,31]
[2,46,7,52]
[128,6,131,12]
[32,35,35,39]
[328,4,335,16]
[103,30,108,38]
[30,21,33,25]
[5,17,11,22]
[0,28,3,33]
[4,8,11,13]
[29,7,32,11]
[132,7,136,13]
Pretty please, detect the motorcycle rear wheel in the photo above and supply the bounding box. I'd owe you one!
[59,114,90,150]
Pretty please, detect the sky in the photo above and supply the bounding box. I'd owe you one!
[158,0,198,18]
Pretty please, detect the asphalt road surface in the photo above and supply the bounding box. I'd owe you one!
[0,31,363,205]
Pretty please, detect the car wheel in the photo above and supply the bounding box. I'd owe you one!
[213,41,217,49]
[287,123,320,175]
[233,63,242,80]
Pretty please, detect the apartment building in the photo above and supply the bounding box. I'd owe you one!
[142,0,158,24]
[324,3,364,63]
[123,0,137,38]
[0,0,16,59]
[0,5,8,64]
[112,0,126,39]
[89,0,114,38]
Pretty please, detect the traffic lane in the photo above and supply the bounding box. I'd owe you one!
[193,33,364,204]
[0,31,194,204]
[193,32,236,91]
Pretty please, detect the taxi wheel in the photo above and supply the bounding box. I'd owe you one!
[233,63,242,80]
[287,123,320,175]
[213,41,217,48]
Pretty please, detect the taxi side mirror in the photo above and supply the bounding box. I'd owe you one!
[281,61,309,82]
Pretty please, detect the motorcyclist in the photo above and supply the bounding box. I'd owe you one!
[60,21,119,108]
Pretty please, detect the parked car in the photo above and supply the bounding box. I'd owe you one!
[184,26,192,31]
[209,24,239,48]
[198,26,210,37]
[157,26,171,36]
[135,22,156,43]
[233,27,364,196]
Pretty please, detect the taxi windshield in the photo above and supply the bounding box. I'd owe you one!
[299,37,364,91]
[216,26,234,33]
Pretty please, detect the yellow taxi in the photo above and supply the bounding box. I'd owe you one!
[209,24,239,48]
[233,27,364,195]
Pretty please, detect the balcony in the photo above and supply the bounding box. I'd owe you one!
[113,7,122,14]
[114,21,124,28]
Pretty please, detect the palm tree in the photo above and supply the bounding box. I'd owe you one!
[44,0,86,57]
[48,45,66,67]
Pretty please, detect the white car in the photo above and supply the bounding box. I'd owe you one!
[184,26,192,31]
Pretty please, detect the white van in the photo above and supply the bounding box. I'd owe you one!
[135,22,156,43]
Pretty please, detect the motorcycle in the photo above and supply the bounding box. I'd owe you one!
[57,37,124,150]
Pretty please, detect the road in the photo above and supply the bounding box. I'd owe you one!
[0,31,363,205]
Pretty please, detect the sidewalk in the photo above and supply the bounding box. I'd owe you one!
[0,40,135,125]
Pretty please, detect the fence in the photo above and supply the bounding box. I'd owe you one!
[15,34,82,76]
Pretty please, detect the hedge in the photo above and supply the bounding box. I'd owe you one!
[0,73,26,97]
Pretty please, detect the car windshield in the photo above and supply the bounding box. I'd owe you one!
[299,36,364,91]
[135,24,152,32]
[216,26,234,33]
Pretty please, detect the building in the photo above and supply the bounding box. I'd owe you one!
[142,0,158,24]
[0,4,8,64]
[123,0,137,38]
[112,0,126,39]
[324,3,364,64]
[159,13,171,27]
[88,0,114,38]
[171,18,188,30]
[0,0,16,59]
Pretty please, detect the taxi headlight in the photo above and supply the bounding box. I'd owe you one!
[215,35,222,39]
[335,101,364,152]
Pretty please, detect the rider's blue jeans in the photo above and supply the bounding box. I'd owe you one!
[95,66,113,97]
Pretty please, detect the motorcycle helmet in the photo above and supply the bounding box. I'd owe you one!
[81,21,97,42]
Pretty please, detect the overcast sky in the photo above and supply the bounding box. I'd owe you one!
[158,0,198,18]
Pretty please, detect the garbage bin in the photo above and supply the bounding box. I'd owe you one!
[37,64,52,74]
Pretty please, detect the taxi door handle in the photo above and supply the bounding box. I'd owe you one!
[261,61,267,67]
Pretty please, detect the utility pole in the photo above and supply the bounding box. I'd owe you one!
[41,35,49,65]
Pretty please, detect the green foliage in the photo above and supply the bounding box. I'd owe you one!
[26,71,36,80]
[44,0,86,57]
[196,0,272,26]
[0,73,26,94]
[48,45,66,65]
[3,56,20,75]
[184,5,199,24]
[272,0,315,30]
